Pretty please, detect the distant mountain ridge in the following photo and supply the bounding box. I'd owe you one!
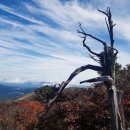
[0,81,49,88]
[0,84,33,100]
[0,81,88,100]
[0,81,52,100]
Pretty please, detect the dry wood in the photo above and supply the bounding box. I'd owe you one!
[47,64,102,108]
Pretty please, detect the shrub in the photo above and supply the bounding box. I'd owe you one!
[34,85,59,103]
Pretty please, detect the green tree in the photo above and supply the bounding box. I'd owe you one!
[34,85,59,103]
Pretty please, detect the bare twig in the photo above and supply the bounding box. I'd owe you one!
[98,7,115,48]
[89,54,100,63]
[81,35,100,56]
[105,17,110,35]
[97,8,107,16]
[77,23,107,46]
[107,46,118,56]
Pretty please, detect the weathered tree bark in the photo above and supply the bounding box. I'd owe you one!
[117,90,126,130]
[105,82,121,130]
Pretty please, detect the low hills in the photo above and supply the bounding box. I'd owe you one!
[0,84,34,100]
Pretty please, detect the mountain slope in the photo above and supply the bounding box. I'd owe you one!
[0,84,34,100]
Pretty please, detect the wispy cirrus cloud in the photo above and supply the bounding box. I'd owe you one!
[0,4,44,25]
[0,0,130,84]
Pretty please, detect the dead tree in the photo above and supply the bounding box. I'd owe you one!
[46,8,125,130]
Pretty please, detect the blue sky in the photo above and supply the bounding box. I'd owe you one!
[0,0,130,84]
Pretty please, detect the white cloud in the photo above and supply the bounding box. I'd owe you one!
[115,18,130,41]
[30,0,105,30]
[0,51,99,84]
[0,4,44,25]
[0,0,130,84]
[1,77,26,83]
[117,51,130,67]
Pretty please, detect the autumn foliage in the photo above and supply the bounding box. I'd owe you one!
[0,85,130,130]
[37,86,111,130]
[0,101,44,130]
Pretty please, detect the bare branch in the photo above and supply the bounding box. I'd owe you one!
[105,17,110,34]
[77,23,107,46]
[89,54,100,63]
[98,8,115,48]
[47,64,103,109]
[77,30,107,46]
[114,49,118,56]
[107,46,118,56]
[81,35,100,56]
[108,7,111,18]
[78,22,85,33]
[97,8,107,16]
[80,76,113,84]
[113,23,116,27]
